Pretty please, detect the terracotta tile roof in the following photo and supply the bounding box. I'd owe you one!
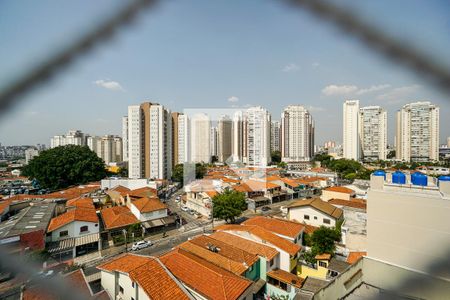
[111,185,130,193]
[179,235,258,275]
[280,177,301,187]
[347,251,366,264]
[214,224,301,256]
[242,216,304,239]
[160,249,252,300]
[324,186,355,194]
[129,187,158,198]
[265,175,282,181]
[303,224,320,235]
[64,269,92,297]
[100,206,139,230]
[243,180,280,191]
[288,198,343,219]
[221,177,240,184]
[0,198,14,214]
[132,197,167,213]
[98,254,190,300]
[48,207,98,232]
[66,197,95,209]
[267,269,304,288]
[210,231,279,260]
[46,185,101,200]
[328,198,367,210]
[205,190,218,198]
[233,183,252,193]
[315,253,331,260]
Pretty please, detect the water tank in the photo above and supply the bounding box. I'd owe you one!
[373,170,386,179]
[392,171,406,184]
[438,175,450,186]
[411,172,428,186]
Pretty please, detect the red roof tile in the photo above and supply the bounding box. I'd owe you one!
[100,206,139,230]
[346,251,366,264]
[48,207,98,232]
[242,216,304,239]
[324,186,355,194]
[132,197,167,213]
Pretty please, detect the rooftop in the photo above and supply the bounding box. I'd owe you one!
[346,251,367,264]
[288,198,343,219]
[48,207,98,232]
[242,216,304,238]
[267,269,304,288]
[324,186,355,194]
[100,206,139,230]
[131,197,166,213]
[66,197,95,209]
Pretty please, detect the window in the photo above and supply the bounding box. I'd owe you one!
[304,215,310,220]
[319,261,327,268]
[132,282,135,288]
[59,230,68,237]
[119,286,124,294]
[323,218,331,224]
[80,225,88,233]
[314,216,317,220]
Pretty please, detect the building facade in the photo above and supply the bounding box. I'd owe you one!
[396,101,440,162]
[50,130,86,148]
[190,113,211,163]
[232,110,245,163]
[281,105,314,162]
[271,121,281,152]
[218,115,232,163]
[359,106,387,160]
[245,106,271,167]
[343,100,360,161]
[177,113,190,164]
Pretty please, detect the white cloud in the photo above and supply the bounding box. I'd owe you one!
[228,96,239,103]
[322,84,390,96]
[94,79,124,91]
[322,85,358,96]
[376,84,421,104]
[282,63,300,72]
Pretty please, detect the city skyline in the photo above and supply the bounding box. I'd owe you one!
[1,0,450,145]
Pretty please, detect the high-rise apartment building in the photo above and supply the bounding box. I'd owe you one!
[177,114,190,164]
[50,130,86,148]
[281,105,314,162]
[270,121,281,152]
[232,111,245,163]
[191,113,211,163]
[218,115,232,163]
[396,101,439,162]
[244,106,271,167]
[359,106,387,160]
[125,102,172,179]
[343,100,360,161]
[171,112,180,167]
[25,148,39,164]
[210,126,218,158]
[122,116,129,162]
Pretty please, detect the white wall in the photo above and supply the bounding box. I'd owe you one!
[51,220,99,241]
[100,271,115,299]
[288,206,336,228]
[321,190,351,201]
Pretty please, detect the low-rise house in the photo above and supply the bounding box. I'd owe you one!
[98,253,192,300]
[100,206,140,239]
[160,248,254,300]
[215,224,301,272]
[47,202,99,260]
[297,253,350,280]
[321,186,355,201]
[287,198,343,228]
[266,269,305,300]
[129,197,168,222]
[242,216,304,246]
[184,179,223,217]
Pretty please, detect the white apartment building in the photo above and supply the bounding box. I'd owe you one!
[396,101,440,162]
[270,120,281,152]
[87,135,123,164]
[218,115,232,163]
[343,100,360,161]
[232,110,245,163]
[122,116,129,161]
[177,113,190,164]
[359,106,387,160]
[50,130,86,148]
[190,113,211,163]
[210,126,218,158]
[125,102,172,179]
[24,148,39,164]
[245,106,271,167]
[281,105,314,162]
[127,105,142,179]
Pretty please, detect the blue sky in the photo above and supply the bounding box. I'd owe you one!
[1,0,449,146]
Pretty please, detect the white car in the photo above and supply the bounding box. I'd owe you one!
[131,240,152,251]
[181,206,190,212]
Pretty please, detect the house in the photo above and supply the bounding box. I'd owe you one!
[46,202,99,260]
[321,186,355,201]
[160,248,254,300]
[97,253,192,300]
[297,253,350,280]
[100,206,140,242]
[184,179,223,217]
[266,269,305,300]
[346,251,366,264]
[287,198,343,228]
[209,231,280,281]
[214,224,301,272]
[129,197,168,222]
[242,216,304,246]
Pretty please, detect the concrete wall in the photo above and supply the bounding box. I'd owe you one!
[321,190,351,201]
[100,271,115,299]
[288,206,336,228]
[51,220,99,241]
[130,203,167,222]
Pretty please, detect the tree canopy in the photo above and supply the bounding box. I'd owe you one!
[212,189,247,223]
[301,226,341,264]
[271,151,281,163]
[21,145,107,190]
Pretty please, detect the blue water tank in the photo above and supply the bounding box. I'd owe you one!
[392,171,406,184]
[373,170,386,179]
[411,172,428,186]
[438,175,450,186]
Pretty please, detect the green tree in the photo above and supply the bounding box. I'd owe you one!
[21,145,107,190]
[271,151,281,163]
[211,155,218,163]
[172,164,184,182]
[195,163,207,179]
[387,150,396,159]
[212,189,247,223]
[310,226,341,255]
[277,161,287,169]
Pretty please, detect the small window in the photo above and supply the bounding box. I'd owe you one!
[314,216,317,220]
[132,282,135,288]
[270,259,274,267]
[323,218,331,224]
[319,261,327,268]
[119,286,124,294]
[95,224,98,227]
[80,225,88,233]
[59,230,68,237]
[304,215,310,220]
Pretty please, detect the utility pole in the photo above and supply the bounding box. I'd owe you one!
[123,229,127,253]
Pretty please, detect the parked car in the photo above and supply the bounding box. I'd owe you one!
[181,206,189,212]
[131,240,153,251]
[261,206,271,212]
